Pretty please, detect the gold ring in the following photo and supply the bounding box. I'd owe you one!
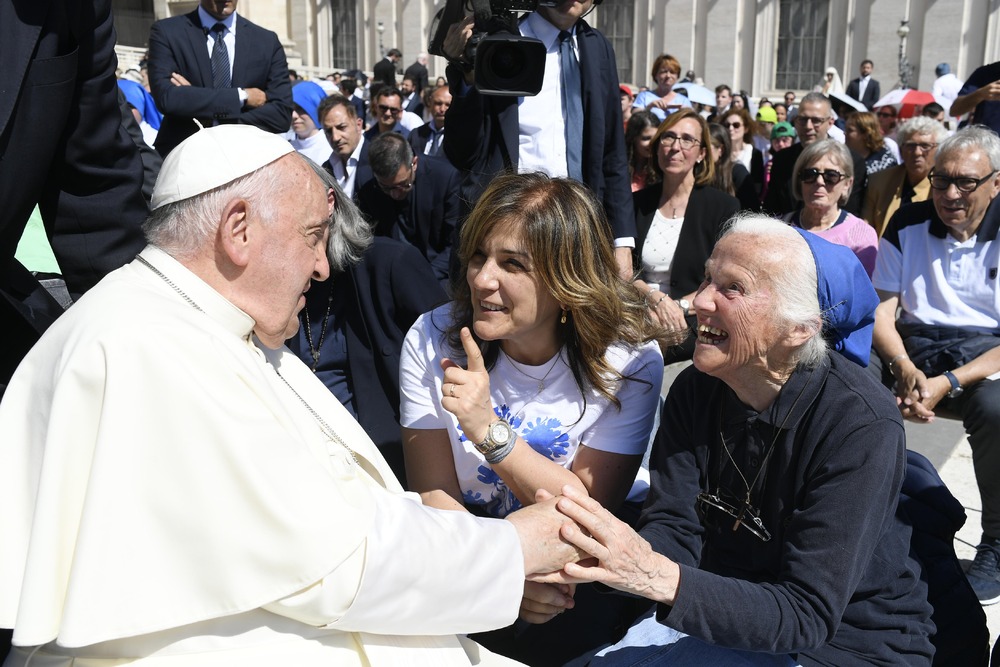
[449,383,456,398]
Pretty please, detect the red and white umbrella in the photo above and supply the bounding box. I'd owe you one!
[873,88,937,119]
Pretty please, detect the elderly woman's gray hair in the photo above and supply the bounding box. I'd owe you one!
[791,139,854,206]
[937,125,1000,172]
[896,116,949,146]
[720,214,828,368]
[303,157,373,273]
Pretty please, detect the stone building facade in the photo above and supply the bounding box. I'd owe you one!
[114,0,1000,99]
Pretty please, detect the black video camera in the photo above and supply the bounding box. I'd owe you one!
[429,0,558,96]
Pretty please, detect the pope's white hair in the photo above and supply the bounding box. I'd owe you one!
[143,157,288,259]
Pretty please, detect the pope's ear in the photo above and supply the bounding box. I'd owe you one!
[218,199,252,267]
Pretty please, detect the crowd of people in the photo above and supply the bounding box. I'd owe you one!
[3,0,1000,665]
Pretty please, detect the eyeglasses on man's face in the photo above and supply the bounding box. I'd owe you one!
[794,115,828,127]
[375,166,415,195]
[659,132,702,151]
[928,169,998,193]
[378,103,401,116]
[799,168,846,186]
[901,142,938,153]
[696,491,772,542]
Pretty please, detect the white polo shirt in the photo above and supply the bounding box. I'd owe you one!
[873,199,1000,334]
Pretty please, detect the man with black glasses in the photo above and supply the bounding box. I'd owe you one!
[871,126,1000,606]
[356,132,461,286]
[763,92,866,216]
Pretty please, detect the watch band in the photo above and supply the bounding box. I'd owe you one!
[943,370,962,398]
[475,419,516,464]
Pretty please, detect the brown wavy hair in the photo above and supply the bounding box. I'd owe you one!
[447,173,675,409]
[847,111,885,153]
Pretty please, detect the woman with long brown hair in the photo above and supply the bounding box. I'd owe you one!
[399,172,673,663]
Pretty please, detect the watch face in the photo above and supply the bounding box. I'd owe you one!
[678,298,690,310]
[489,420,513,446]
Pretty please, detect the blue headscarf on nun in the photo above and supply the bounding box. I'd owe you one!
[793,228,879,367]
[117,78,162,130]
[292,81,328,127]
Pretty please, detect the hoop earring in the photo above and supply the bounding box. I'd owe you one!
[560,310,568,324]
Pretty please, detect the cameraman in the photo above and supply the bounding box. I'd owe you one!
[441,0,636,278]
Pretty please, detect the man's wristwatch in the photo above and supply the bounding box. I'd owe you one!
[475,419,515,463]
[675,298,690,311]
[943,370,964,398]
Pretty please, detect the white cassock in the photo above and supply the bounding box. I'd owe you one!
[0,246,525,666]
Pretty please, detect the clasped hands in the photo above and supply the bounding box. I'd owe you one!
[442,327,678,618]
[891,361,951,423]
[509,485,679,624]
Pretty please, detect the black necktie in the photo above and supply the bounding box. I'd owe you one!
[427,127,443,156]
[559,30,583,181]
[210,23,231,89]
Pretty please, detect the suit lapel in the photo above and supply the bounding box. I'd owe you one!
[576,22,595,112]
[184,10,214,87]
[232,16,253,87]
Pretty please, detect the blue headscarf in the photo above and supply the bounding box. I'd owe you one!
[292,81,328,127]
[117,78,162,130]
[793,228,879,367]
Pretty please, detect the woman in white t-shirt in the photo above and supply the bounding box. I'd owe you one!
[399,173,672,662]
[400,173,670,522]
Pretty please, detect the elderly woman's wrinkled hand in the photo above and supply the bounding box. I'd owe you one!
[529,486,681,605]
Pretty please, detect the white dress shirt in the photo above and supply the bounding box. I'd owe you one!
[197,7,236,80]
[329,135,366,198]
[857,75,871,101]
[516,12,575,177]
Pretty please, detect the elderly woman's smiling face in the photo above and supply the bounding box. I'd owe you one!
[692,234,796,392]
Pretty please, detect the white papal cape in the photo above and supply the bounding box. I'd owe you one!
[0,246,525,666]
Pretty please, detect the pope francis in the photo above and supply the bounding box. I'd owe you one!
[0,125,579,666]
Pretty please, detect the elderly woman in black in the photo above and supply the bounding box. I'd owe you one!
[543,216,935,666]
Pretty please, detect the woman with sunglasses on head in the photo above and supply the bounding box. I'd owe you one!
[783,138,878,276]
[399,172,673,665]
[632,109,740,363]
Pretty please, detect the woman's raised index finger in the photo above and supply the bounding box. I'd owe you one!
[460,327,486,372]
